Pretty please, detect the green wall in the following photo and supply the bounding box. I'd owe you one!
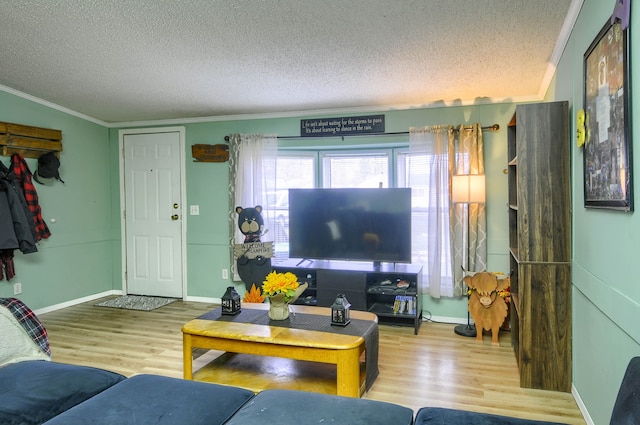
[107,103,514,317]
[0,91,114,309]
[547,0,640,423]
[3,3,636,420]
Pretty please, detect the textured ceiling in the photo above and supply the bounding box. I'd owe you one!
[0,0,579,124]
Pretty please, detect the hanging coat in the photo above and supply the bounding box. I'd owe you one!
[0,161,37,254]
[0,188,19,250]
[11,154,51,240]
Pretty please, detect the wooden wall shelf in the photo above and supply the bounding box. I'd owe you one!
[0,122,63,159]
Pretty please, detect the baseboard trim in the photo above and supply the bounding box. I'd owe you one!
[34,290,122,315]
[185,295,220,304]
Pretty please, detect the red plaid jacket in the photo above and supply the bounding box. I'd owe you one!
[11,154,51,240]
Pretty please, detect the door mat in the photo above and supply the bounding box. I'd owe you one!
[95,295,178,311]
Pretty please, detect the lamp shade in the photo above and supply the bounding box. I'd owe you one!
[452,174,486,203]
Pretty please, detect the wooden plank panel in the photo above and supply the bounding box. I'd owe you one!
[5,136,62,151]
[518,263,572,392]
[0,122,62,141]
[1,146,56,159]
[0,121,62,158]
[516,102,570,263]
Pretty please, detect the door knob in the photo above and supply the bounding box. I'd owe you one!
[171,214,179,220]
[173,203,179,209]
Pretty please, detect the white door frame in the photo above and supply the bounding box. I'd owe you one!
[118,126,187,298]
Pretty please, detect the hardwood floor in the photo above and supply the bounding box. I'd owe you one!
[39,297,586,424]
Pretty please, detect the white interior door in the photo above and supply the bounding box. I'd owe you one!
[119,127,186,298]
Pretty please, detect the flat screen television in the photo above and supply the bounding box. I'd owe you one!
[288,188,412,265]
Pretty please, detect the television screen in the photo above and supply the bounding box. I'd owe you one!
[288,188,412,264]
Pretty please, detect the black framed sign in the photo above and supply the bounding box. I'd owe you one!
[300,115,385,137]
[583,18,633,211]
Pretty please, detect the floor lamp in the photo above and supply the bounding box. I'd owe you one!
[451,174,486,337]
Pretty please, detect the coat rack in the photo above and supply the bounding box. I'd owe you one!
[0,122,63,159]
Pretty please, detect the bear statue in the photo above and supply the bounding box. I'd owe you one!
[235,205,271,294]
[236,206,265,243]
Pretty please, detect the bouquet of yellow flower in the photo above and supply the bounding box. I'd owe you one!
[497,285,511,303]
[262,271,303,302]
[262,271,309,320]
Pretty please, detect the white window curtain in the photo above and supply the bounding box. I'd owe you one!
[408,125,454,298]
[451,124,487,295]
[408,124,487,298]
[227,133,278,279]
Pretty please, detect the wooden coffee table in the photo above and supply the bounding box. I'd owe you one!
[182,304,377,398]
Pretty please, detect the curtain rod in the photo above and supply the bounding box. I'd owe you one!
[224,123,499,142]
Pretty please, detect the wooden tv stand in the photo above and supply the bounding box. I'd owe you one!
[272,259,423,334]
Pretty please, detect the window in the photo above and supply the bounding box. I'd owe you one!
[272,144,452,295]
[272,153,316,258]
[321,152,389,188]
[397,150,453,294]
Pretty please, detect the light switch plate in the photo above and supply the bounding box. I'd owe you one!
[190,205,200,215]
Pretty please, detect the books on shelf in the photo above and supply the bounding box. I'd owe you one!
[393,295,416,315]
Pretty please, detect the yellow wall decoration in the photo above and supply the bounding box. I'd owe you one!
[576,109,586,147]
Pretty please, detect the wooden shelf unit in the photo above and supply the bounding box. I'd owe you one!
[507,101,572,392]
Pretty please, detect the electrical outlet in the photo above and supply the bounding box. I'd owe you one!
[13,282,22,295]
[222,269,229,279]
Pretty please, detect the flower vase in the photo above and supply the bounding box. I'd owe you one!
[268,294,289,320]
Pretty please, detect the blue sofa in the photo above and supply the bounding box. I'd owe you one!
[3,356,639,424]
[1,295,637,425]
[0,360,414,425]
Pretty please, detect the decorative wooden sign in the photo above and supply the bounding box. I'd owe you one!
[300,114,385,137]
[0,122,62,159]
[234,242,274,259]
[191,144,229,162]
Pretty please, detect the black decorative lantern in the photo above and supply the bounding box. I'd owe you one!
[331,294,351,326]
[221,286,241,315]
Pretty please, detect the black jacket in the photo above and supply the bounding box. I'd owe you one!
[0,162,37,253]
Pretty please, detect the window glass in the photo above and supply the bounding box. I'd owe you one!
[322,153,389,188]
[397,150,453,295]
[272,154,315,258]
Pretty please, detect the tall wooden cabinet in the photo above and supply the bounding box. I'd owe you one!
[507,101,572,392]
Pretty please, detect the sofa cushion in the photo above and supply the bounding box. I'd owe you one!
[225,389,414,425]
[0,360,126,425]
[414,407,568,425]
[43,374,255,425]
